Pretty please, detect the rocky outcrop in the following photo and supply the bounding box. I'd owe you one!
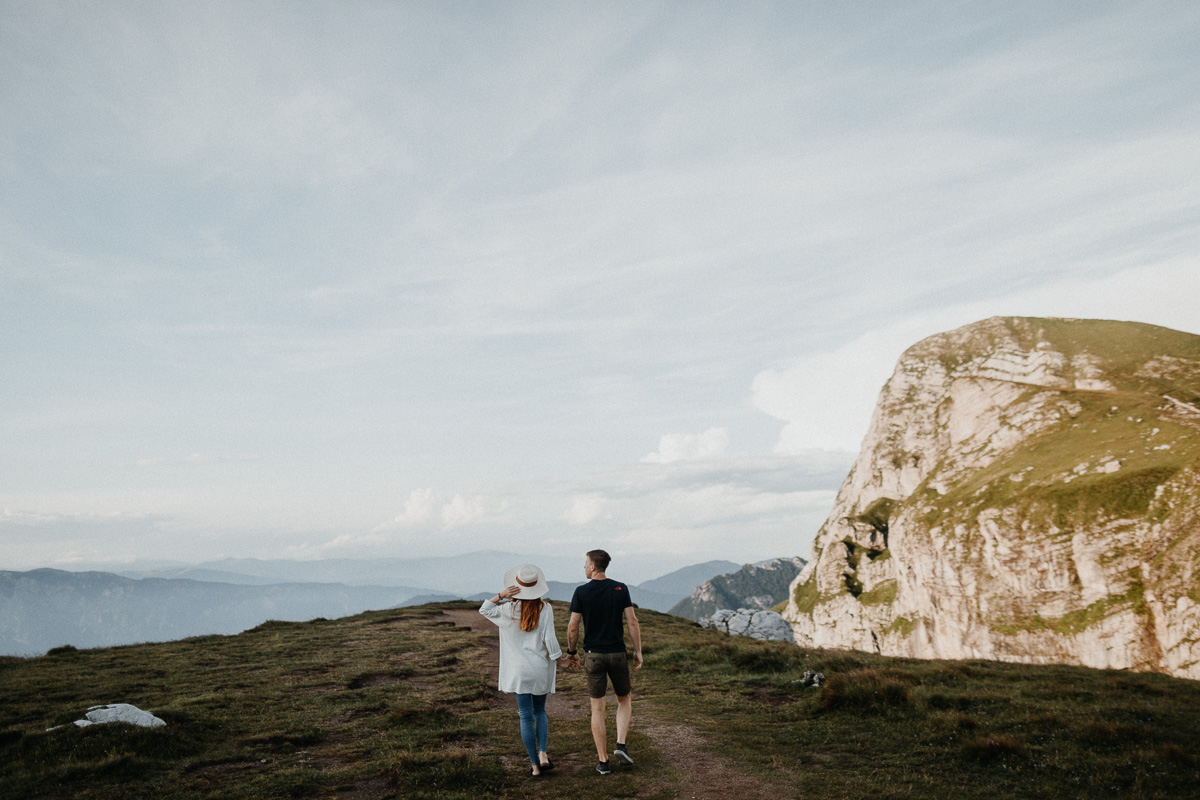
[702,609,796,642]
[783,317,1200,679]
[670,557,806,621]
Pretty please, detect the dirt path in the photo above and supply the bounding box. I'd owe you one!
[441,609,790,799]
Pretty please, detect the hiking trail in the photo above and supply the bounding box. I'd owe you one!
[442,608,789,799]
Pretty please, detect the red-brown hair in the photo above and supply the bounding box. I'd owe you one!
[518,599,546,632]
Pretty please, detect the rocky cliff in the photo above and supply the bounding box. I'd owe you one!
[783,317,1200,679]
[670,557,806,621]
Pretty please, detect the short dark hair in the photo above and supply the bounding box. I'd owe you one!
[586,549,611,572]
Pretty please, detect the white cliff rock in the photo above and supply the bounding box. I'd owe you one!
[784,317,1200,679]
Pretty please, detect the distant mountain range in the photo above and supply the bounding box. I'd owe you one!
[0,556,746,656]
[669,557,807,621]
[0,569,426,655]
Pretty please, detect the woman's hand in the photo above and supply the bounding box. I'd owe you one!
[494,585,521,603]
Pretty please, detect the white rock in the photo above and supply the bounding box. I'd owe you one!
[705,609,795,643]
[74,704,165,728]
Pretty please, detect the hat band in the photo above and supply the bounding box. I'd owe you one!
[516,576,538,588]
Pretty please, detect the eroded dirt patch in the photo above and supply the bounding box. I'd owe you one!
[637,711,790,800]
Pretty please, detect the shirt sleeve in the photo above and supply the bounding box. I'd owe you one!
[621,584,633,610]
[479,598,506,624]
[568,585,582,614]
[542,603,562,660]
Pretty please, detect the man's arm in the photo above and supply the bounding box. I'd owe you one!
[624,606,643,671]
[566,612,582,669]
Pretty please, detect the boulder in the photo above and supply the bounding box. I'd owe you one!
[703,608,795,643]
[73,703,165,728]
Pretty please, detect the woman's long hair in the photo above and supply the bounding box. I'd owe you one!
[516,598,545,632]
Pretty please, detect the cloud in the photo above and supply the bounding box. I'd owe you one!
[641,427,730,464]
[440,494,486,529]
[389,489,438,528]
[752,256,1200,453]
[132,453,264,468]
[564,494,604,526]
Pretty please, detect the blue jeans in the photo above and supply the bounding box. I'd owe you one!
[514,693,548,765]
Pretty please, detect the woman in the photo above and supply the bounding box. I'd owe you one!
[479,563,562,777]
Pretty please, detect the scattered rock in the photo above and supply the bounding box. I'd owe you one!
[702,609,795,643]
[793,670,826,688]
[59,703,166,730]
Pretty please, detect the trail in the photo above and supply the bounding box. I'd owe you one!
[442,609,789,799]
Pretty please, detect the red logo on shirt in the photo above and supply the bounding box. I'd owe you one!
[615,587,623,591]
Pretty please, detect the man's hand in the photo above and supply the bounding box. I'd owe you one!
[632,650,643,672]
[564,653,580,670]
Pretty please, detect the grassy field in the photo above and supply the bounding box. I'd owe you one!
[2,602,1199,799]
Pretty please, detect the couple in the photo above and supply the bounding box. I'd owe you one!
[478,549,643,777]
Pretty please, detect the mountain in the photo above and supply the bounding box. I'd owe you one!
[670,557,806,620]
[783,317,1200,679]
[115,551,591,594]
[637,560,740,597]
[0,556,730,655]
[0,569,430,656]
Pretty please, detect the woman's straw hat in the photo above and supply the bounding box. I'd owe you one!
[503,563,549,600]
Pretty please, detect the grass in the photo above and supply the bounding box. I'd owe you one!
[3,603,1200,799]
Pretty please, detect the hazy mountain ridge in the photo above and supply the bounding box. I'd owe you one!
[784,317,1200,678]
[0,569,429,656]
[670,557,807,620]
[0,558,741,655]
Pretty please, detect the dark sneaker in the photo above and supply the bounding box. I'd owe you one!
[596,760,612,775]
[613,745,634,765]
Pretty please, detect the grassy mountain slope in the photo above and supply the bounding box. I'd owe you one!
[3,602,1199,799]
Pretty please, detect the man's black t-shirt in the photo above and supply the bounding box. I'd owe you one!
[569,578,633,654]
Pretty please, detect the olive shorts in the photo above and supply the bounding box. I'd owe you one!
[584,651,632,699]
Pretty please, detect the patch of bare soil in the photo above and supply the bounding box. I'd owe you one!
[347,672,404,689]
[637,710,792,800]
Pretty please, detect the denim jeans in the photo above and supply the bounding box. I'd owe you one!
[514,693,548,765]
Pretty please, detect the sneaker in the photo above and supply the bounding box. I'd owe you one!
[596,760,612,775]
[613,745,634,765]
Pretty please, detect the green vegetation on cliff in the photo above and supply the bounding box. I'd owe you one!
[4,602,1200,800]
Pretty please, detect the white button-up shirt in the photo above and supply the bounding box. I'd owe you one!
[479,598,562,695]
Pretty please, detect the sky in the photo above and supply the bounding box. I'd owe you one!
[2,1,1199,580]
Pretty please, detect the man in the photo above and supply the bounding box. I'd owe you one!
[566,549,643,776]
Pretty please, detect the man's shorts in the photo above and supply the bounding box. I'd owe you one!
[583,651,632,699]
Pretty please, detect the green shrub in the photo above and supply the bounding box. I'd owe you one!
[819,669,915,713]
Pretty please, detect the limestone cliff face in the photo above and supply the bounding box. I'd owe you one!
[783,317,1200,679]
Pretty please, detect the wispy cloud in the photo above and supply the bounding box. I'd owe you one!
[641,428,730,464]
[132,453,264,468]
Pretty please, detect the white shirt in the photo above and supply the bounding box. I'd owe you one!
[478,598,562,695]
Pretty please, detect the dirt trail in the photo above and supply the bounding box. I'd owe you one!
[441,609,789,800]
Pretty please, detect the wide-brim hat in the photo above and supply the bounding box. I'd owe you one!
[503,563,549,600]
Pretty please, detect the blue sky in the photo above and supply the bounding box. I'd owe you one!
[2,1,1199,578]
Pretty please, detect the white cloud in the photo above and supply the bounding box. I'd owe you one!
[440,494,486,529]
[564,494,604,526]
[641,427,730,464]
[752,257,1200,453]
[132,453,264,468]
[382,488,438,528]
